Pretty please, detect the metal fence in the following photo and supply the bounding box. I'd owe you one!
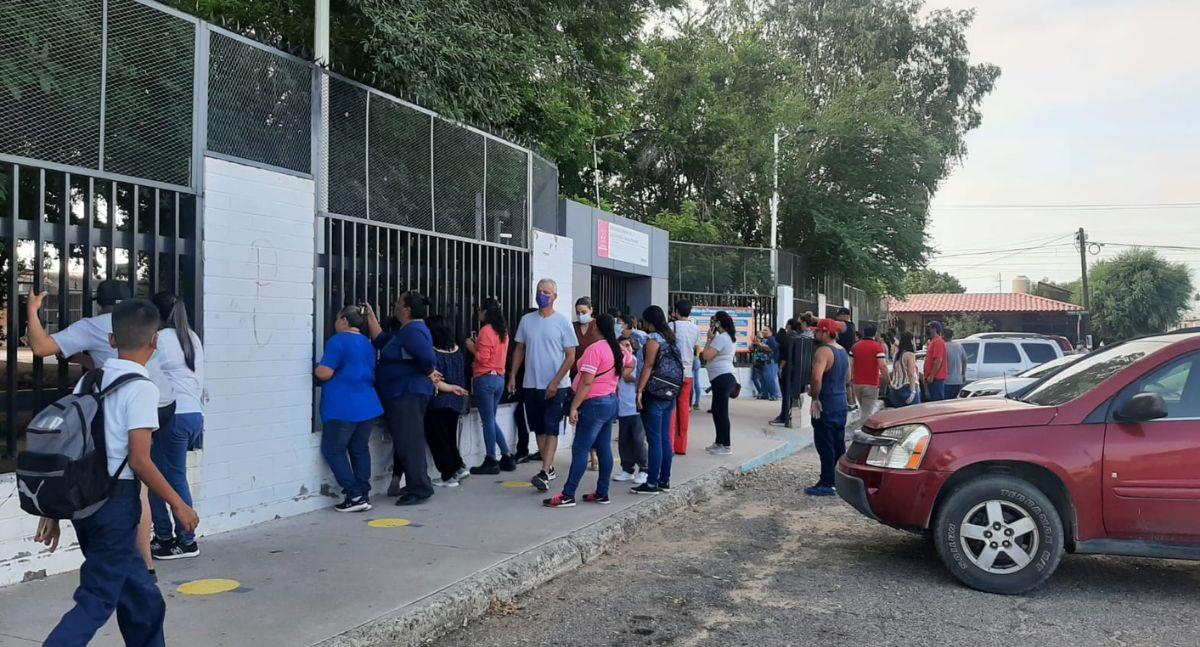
[0,161,199,467]
[0,0,559,463]
[318,215,529,344]
[668,242,775,296]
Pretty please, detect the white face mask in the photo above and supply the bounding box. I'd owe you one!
[578,312,592,325]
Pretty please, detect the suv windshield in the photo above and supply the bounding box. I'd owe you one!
[1021,340,1170,406]
[1019,354,1077,379]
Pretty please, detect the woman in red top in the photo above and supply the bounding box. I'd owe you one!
[465,297,513,474]
[544,314,634,508]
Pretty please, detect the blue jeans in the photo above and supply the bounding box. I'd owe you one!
[751,366,766,397]
[763,362,781,399]
[927,379,946,402]
[811,408,848,488]
[640,395,675,486]
[320,418,376,499]
[691,361,702,406]
[47,484,166,647]
[562,395,618,498]
[944,384,963,400]
[474,374,509,458]
[889,385,922,407]
[149,412,203,544]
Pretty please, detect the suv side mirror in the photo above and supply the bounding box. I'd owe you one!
[1115,393,1169,423]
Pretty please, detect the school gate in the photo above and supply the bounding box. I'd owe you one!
[0,0,553,586]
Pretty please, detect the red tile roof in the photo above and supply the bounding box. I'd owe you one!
[886,293,1084,314]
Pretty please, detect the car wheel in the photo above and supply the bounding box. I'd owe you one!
[933,475,1064,594]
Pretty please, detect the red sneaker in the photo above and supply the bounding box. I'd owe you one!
[542,493,577,508]
[582,493,611,505]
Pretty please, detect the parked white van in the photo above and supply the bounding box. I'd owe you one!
[957,333,1064,382]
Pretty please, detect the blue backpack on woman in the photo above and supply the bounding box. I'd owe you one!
[645,338,684,400]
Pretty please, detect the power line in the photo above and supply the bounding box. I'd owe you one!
[1092,241,1200,252]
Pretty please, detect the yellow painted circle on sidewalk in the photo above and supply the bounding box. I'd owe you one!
[177,579,240,596]
[367,518,412,528]
[500,481,532,488]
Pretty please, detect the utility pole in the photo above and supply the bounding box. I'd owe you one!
[771,130,780,251]
[1077,227,1091,348]
[592,138,601,209]
[315,0,330,214]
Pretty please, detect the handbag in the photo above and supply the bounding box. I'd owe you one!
[644,339,683,400]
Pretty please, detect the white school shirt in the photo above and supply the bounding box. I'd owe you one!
[52,313,175,406]
[669,320,701,372]
[154,329,205,414]
[74,358,161,479]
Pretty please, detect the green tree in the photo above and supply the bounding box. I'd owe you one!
[617,2,998,293]
[1088,249,1195,343]
[901,269,966,295]
[944,313,994,338]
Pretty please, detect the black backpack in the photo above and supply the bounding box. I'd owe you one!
[645,337,684,400]
[16,370,148,520]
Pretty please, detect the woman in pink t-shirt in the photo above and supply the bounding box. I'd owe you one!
[543,314,634,508]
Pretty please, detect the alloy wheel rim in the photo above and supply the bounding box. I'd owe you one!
[958,500,1040,574]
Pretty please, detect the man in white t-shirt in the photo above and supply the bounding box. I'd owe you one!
[508,278,578,491]
[668,300,701,454]
[36,298,199,646]
[27,281,175,408]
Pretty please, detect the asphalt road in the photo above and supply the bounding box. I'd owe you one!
[433,451,1200,647]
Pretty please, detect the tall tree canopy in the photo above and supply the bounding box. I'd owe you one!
[1088,250,1195,343]
[901,269,966,295]
[613,0,998,293]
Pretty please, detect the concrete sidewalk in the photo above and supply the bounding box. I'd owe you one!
[0,399,811,647]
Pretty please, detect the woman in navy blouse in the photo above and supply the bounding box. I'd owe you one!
[367,291,438,506]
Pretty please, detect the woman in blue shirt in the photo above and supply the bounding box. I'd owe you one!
[315,305,384,512]
[367,291,438,506]
[425,315,471,488]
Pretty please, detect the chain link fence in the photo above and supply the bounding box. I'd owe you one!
[2,0,547,249]
[207,31,311,174]
[0,0,195,186]
[669,242,775,296]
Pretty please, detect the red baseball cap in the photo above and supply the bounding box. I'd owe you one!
[814,318,843,335]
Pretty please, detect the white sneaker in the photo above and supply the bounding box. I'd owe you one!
[433,477,460,488]
[613,470,635,482]
[705,443,723,454]
[454,467,471,481]
[633,471,649,485]
[711,445,733,456]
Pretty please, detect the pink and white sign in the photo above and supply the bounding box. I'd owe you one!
[596,220,649,266]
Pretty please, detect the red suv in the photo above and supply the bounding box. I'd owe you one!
[837,330,1200,594]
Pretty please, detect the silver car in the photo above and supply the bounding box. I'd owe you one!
[957,354,1083,399]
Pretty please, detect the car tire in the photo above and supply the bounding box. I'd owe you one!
[933,475,1064,595]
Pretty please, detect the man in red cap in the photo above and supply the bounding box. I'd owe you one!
[807,318,850,496]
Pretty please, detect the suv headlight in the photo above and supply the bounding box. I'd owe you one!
[865,424,931,470]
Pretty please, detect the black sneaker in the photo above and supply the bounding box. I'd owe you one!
[531,471,550,492]
[395,493,430,506]
[335,496,372,513]
[514,451,532,464]
[658,482,671,492]
[631,483,660,495]
[547,467,558,481]
[499,454,517,472]
[543,493,576,508]
[150,536,172,554]
[582,492,610,505]
[528,452,543,462]
[152,538,200,561]
[470,457,501,475]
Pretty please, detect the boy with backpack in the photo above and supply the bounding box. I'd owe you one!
[26,298,198,646]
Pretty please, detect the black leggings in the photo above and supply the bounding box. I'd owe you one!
[709,372,738,446]
[424,407,464,481]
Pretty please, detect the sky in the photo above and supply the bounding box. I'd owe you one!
[923,0,1200,298]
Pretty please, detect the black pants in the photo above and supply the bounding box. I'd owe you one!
[424,407,464,481]
[710,373,738,447]
[778,371,792,422]
[383,393,433,499]
[514,390,530,456]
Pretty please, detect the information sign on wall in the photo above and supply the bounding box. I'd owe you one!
[688,306,756,353]
[597,219,650,267]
